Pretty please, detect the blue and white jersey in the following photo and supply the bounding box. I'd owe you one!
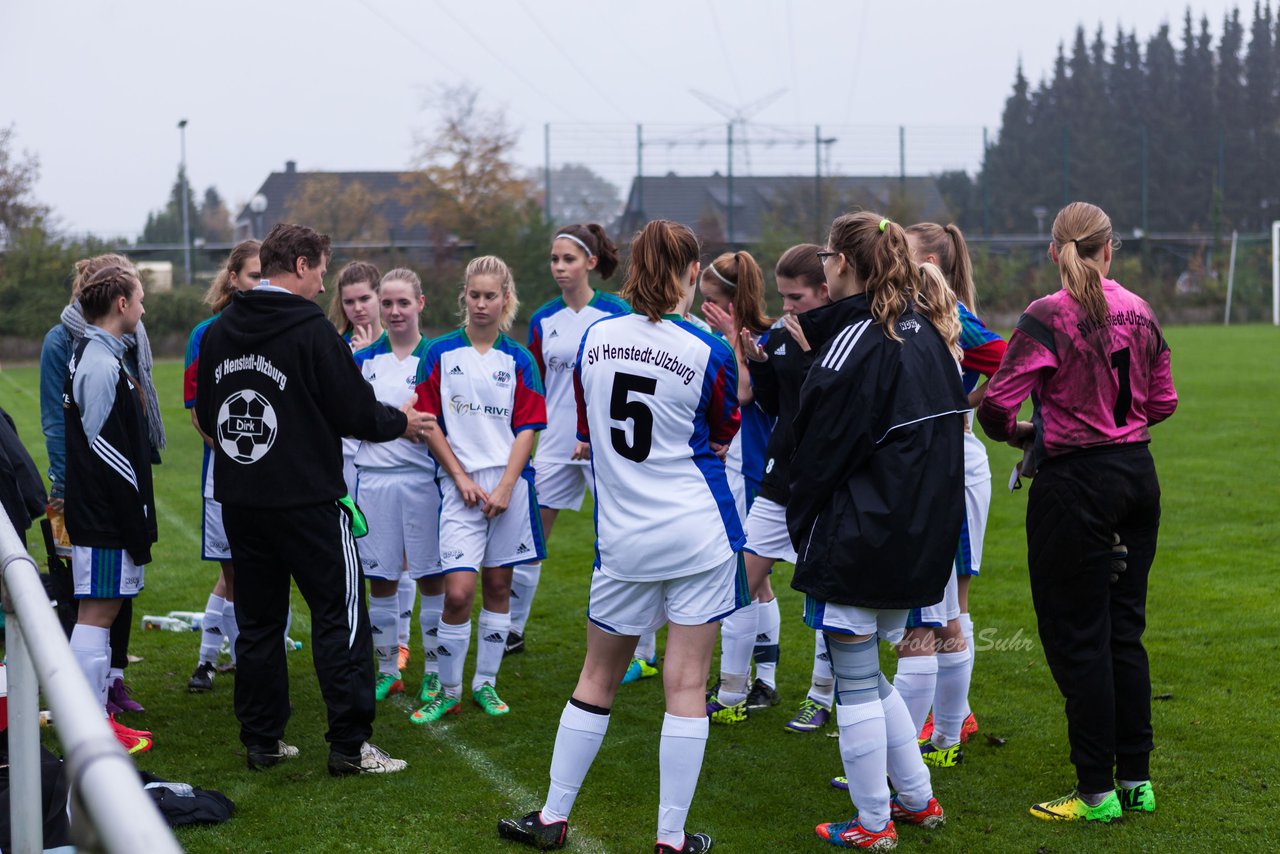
[352,333,436,473]
[528,291,630,465]
[575,313,745,581]
[724,329,774,495]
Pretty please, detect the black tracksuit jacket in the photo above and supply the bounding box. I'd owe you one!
[787,293,968,610]
[195,288,407,509]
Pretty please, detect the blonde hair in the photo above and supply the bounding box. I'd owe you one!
[1051,202,1114,324]
[622,220,700,322]
[827,211,918,342]
[379,267,423,297]
[204,240,260,313]
[461,255,519,331]
[327,260,381,333]
[915,263,963,362]
[703,250,772,334]
[72,253,135,302]
[905,222,977,315]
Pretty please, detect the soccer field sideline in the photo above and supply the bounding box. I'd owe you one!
[5,324,1278,852]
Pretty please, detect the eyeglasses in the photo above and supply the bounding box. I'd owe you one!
[816,250,838,263]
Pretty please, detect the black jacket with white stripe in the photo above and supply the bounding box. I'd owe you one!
[64,331,157,564]
[787,293,967,610]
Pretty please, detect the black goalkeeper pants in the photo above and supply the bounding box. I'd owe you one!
[1026,444,1161,794]
[223,501,375,757]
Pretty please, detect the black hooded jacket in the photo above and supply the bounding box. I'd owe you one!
[748,319,815,506]
[195,288,407,509]
[787,293,968,609]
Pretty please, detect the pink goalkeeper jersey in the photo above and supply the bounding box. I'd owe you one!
[977,279,1177,461]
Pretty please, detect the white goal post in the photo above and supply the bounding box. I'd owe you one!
[1273,220,1280,326]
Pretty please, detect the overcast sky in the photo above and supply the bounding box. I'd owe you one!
[1,0,1246,236]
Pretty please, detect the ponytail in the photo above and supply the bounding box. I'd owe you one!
[904,222,977,314]
[828,213,916,342]
[1050,202,1113,324]
[554,223,620,280]
[703,250,772,334]
[204,239,260,313]
[622,220,700,322]
[915,263,963,362]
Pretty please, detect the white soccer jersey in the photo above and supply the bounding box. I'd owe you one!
[575,313,745,581]
[414,329,546,473]
[352,334,436,473]
[528,291,630,465]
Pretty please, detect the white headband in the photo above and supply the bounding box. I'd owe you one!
[706,262,736,289]
[554,233,594,258]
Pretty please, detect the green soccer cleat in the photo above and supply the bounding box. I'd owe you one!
[706,694,748,724]
[473,683,511,716]
[919,739,963,768]
[410,693,460,724]
[622,657,659,684]
[1118,781,1155,813]
[418,672,442,704]
[1030,789,1123,823]
[375,671,404,701]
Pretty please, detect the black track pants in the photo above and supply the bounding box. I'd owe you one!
[223,501,375,756]
[1026,445,1161,793]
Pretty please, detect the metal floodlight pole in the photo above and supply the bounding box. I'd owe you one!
[178,119,192,285]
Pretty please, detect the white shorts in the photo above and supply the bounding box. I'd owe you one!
[438,466,545,572]
[803,596,907,643]
[202,496,232,561]
[356,467,441,581]
[956,473,991,577]
[534,459,592,512]
[588,553,748,636]
[727,467,748,526]
[72,546,145,599]
[908,569,961,628]
[743,496,797,564]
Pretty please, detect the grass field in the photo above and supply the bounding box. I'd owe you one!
[2,324,1277,853]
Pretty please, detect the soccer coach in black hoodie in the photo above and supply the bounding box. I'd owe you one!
[196,223,436,776]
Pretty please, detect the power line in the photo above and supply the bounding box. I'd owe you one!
[785,0,802,123]
[705,0,743,102]
[842,0,871,124]
[427,0,583,120]
[514,0,628,120]
[350,0,468,80]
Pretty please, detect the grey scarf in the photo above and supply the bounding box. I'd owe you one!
[60,302,166,452]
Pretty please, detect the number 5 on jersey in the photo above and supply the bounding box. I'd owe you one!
[610,372,657,462]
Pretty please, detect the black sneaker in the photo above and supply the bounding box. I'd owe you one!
[246,740,299,771]
[655,831,713,853]
[188,661,216,693]
[745,678,779,710]
[505,631,526,656]
[497,810,567,850]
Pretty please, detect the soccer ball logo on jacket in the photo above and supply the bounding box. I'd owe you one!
[216,390,278,464]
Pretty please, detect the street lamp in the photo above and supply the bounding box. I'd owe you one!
[249,193,268,239]
[178,119,191,285]
[1032,205,1049,237]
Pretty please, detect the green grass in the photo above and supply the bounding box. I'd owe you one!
[3,324,1277,853]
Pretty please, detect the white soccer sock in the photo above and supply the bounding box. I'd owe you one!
[107,666,123,685]
[809,630,835,707]
[369,594,400,676]
[932,649,972,748]
[419,593,444,675]
[894,655,938,734]
[753,597,781,689]
[222,599,240,664]
[71,624,111,710]
[959,612,975,718]
[881,679,933,811]
[657,713,709,848]
[635,631,657,664]
[436,619,471,698]
[836,702,890,833]
[509,563,542,636]
[397,576,415,648]
[473,609,511,691]
[542,701,611,823]
[198,593,225,665]
[717,602,756,705]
